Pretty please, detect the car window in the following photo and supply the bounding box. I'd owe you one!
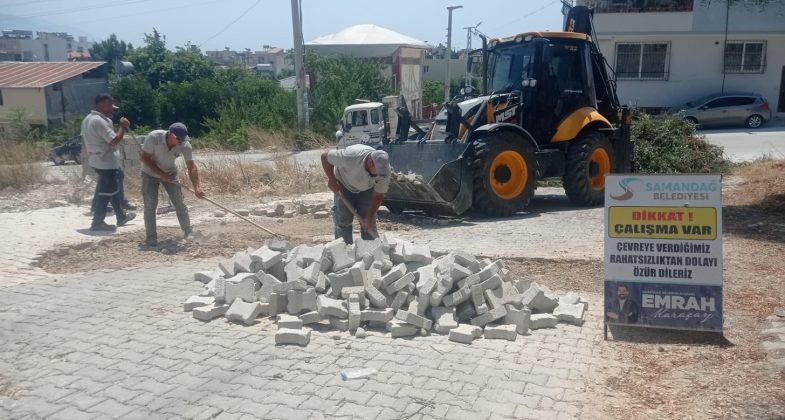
[370,108,380,125]
[705,97,746,108]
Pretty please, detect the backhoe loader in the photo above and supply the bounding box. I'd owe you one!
[381,6,633,217]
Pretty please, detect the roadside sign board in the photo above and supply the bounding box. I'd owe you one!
[604,174,723,332]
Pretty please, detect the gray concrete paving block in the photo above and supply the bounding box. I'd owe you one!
[381,263,407,289]
[443,286,472,307]
[365,284,387,308]
[449,324,482,344]
[217,258,236,276]
[299,311,324,325]
[315,272,329,293]
[287,288,318,314]
[328,270,358,297]
[484,287,505,309]
[313,210,330,219]
[554,303,585,326]
[299,262,321,286]
[257,273,282,302]
[387,319,419,338]
[456,300,478,322]
[470,305,507,327]
[390,291,409,312]
[225,299,263,325]
[484,324,517,341]
[192,303,230,321]
[276,314,304,329]
[265,239,292,252]
[249,247,283,272]
[394,310,433,330]
[193,270,220,284]
[272,279,308,294]
[326,240,355,272]
[329,317,349,332]
[184,295,215,312]
[268,292,288,316]
[521,283,559,313]
[317,295,348,319]
[348,295,361,332]
[402,243,432,263]
[449,264,473,281]
[220,275,256,304]
[385,272,415,295]
[432,306,458,334]
[478,260,504,281]
[453,251,481,273]
[504,305,531,335]
[232,252,254,273]
[360,308,394,323]
[530,314,559,330]
[275,328,311,346]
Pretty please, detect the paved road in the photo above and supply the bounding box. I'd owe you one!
[701,121,785,162]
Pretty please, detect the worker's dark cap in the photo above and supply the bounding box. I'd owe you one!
[95,92,114,104]
[168,122,190,143]
[369,150,390,176]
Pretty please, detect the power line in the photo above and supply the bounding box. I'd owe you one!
[198,0,261,48]
[494,0,560,34]
[66,0,225,27]
[9,0,160,19]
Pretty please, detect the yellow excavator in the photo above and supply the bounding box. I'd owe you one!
[381,6,633,217]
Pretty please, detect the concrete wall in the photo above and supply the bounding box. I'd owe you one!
[44,74,108,127]
[423,58,468,84]
[597,33,785,113]
[0,88,47,126]
[17,36,92,61]
[693,1,785,33]
[594,12,693,34]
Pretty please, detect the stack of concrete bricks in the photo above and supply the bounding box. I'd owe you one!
[185,235,588,346]
[230,201,332,220]
[121,135,144,172]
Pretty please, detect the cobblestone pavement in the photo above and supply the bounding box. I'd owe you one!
[0,262,603,420]
[406,188,603,260]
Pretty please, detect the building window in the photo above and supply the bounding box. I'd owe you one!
[0,89,3,106]
[615,42,670,80]
[724,41,766,74]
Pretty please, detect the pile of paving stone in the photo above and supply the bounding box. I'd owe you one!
[185,236,587,346]
[214,200,333,220]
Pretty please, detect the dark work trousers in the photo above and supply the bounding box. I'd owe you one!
[142,172,191,243]
[333,187,375,244]
[91,169,127,213]
[92,168,126,226]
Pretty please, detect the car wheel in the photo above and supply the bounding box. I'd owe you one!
[746,114,764,129]
[685,117,699,126]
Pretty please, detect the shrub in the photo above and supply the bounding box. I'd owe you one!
[631,113,729,174]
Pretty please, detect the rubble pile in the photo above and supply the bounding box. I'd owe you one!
[216,200,333,220]
[185,236,587,346]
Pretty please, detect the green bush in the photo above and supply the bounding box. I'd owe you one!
[632,113,729,174]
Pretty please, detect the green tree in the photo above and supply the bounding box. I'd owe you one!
[125,29,169,85]
[89,34,133,70]
[305,53,392,136]
[109,74,158,128]
[422,80,444,107]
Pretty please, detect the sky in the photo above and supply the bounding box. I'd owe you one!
[0,0,568,51]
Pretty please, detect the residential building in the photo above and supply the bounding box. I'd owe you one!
[0,61,109,128]
[206,46,291,76]
[0,30,92,62]
[250,47,286,77]
[579,0,785,115]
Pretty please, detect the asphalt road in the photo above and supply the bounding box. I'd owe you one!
[701,120,785,162]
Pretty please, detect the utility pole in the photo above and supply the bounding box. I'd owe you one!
[463,21,481,89]
[290,0,305,127]
[445,5,462,102]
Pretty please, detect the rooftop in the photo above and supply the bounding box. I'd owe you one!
[0,61,105,88]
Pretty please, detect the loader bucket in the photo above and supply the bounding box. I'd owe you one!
[380,140,474,215]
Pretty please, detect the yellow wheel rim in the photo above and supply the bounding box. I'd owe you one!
[589,147,611,191]
[490,150,527,199]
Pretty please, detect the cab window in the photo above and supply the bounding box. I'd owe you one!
[370,108,381,125]
[350,110,368,126]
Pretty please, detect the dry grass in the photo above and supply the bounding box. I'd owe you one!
[733,158,785,211]
[247,128,331,152]
[191,154,327,198]
[0,141,48,190]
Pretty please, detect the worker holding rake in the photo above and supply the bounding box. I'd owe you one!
[139,122,205,246]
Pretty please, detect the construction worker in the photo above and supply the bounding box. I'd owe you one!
[139,123,205,246]
[321,144,390,244]
[82,93,136,232]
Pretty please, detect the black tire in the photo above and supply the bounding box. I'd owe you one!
[472,135,537,217]
[563,131,614,206]
[51,156,64,166]
[685,116,698,126]
[746,114,764,129]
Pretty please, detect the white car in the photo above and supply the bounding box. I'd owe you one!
[335,102,387,149]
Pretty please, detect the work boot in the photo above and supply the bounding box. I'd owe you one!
[117,212,137,227]
[90,222,116,232]
[123,202,138,211]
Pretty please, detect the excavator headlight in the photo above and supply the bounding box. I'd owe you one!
[515,36,524,43]
[489,40,498,48]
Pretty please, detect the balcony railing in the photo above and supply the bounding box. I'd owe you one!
[578,0,694,13]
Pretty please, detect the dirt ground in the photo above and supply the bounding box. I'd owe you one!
[22,166,785,419]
